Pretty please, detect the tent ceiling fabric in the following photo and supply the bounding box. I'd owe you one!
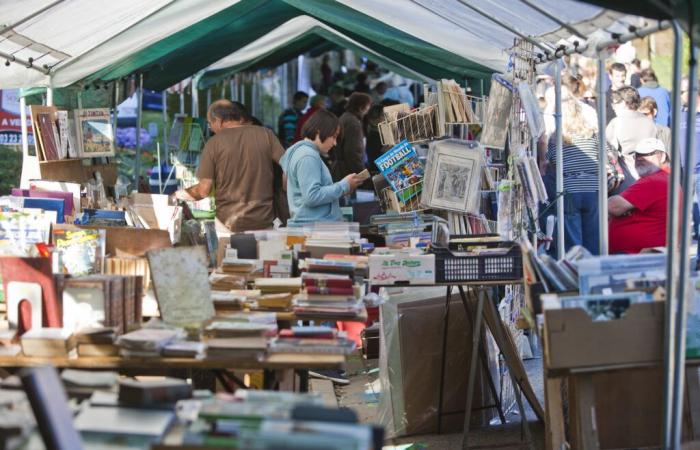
[581,0,700,44]
[51,0,242,88]
[0,0,685,92]
[0,0,172,88]
[198,15,436,89]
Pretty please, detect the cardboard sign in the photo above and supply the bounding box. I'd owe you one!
[369,253,435,285]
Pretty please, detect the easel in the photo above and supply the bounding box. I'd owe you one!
[378,282,543,448]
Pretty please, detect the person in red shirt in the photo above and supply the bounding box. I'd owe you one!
[608,137,671,253]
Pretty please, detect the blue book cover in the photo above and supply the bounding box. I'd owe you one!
[374,140,424,204]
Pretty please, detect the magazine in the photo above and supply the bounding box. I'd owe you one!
[74,108,115,157]
[374,140,424,204]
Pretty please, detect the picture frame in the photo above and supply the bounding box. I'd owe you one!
[421,139,483,213]
[74,108,115,158]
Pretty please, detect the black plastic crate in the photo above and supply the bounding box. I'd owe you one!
[434,241,522,283]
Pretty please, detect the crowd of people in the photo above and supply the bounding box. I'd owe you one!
[173,53,699,263]
[540,58,698,259]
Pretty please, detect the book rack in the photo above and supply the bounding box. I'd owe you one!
[378,180,424,213]
[378,104,438,146]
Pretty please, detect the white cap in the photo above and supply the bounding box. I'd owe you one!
[635,137,667,155]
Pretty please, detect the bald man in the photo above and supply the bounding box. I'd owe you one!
[175,100,285,233]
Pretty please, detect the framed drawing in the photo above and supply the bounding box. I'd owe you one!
[421,139,483,214]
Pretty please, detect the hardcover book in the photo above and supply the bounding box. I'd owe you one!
[374,140,424,204]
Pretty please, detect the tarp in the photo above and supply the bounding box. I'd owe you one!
[197,15,436,89]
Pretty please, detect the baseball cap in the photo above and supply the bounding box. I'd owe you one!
[634,137,667,155]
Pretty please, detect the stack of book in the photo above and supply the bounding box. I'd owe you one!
[204,313,276,360]
[116,328,183,358]
[219,258,263,279]
[268,326,356,355]
[304,223,361,258]
[209,272,246,291]
[75,327,118,357]
[162,340,206,359]
[292,272,364,320]
[20,328,75,357]
[254,277,302,295]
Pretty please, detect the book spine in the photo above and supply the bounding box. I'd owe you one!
[303,279,353,289]
[305,287,354,296]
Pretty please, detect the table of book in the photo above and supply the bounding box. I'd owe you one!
[0,353,345,393]
[373,280,544,449]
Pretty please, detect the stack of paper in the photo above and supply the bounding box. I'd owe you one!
[292,273,364,320]
[269,326,356,355]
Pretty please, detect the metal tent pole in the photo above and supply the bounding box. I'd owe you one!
[596,58,608,255]
[206,88,212,110]
[134,74,144,189]
[230,76,236,101]
[19,96,30,188]
[113,81,120,144]
[179,88,184,115]
[46,87,53,106]
[220,81,226,100]
[671,42,698,449]
[554,62,564,259]
[663,20,686,449]
[161,90,169,162]
[191,78,199,118]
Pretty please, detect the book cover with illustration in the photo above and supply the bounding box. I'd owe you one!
[75,108,115,157]
[374,140,424,204]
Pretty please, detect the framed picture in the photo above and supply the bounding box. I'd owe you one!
[421,139,483,213]
[74,108,115,158]
[480,77,513,150]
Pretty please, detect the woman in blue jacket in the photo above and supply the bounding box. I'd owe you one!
[280,110,363,226]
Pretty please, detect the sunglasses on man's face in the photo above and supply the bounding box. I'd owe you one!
[634,151,660,160]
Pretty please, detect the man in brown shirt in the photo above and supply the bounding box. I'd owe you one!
[174,100,285,232]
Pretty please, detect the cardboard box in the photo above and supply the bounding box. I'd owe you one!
[544,301,664,371]
[369,252,435,285]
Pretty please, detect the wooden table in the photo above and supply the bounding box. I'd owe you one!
[0,353,345,393]
[0,353,345,370]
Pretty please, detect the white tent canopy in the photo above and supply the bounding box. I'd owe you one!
[0,0,658,90]
[0,0,174,88]
[0,0,241,89]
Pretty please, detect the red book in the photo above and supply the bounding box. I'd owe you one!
[306,286,354,296]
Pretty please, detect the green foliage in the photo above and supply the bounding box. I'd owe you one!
[0,145,22,195]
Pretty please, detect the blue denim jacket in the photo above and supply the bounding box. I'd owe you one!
[280,140,349,227]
